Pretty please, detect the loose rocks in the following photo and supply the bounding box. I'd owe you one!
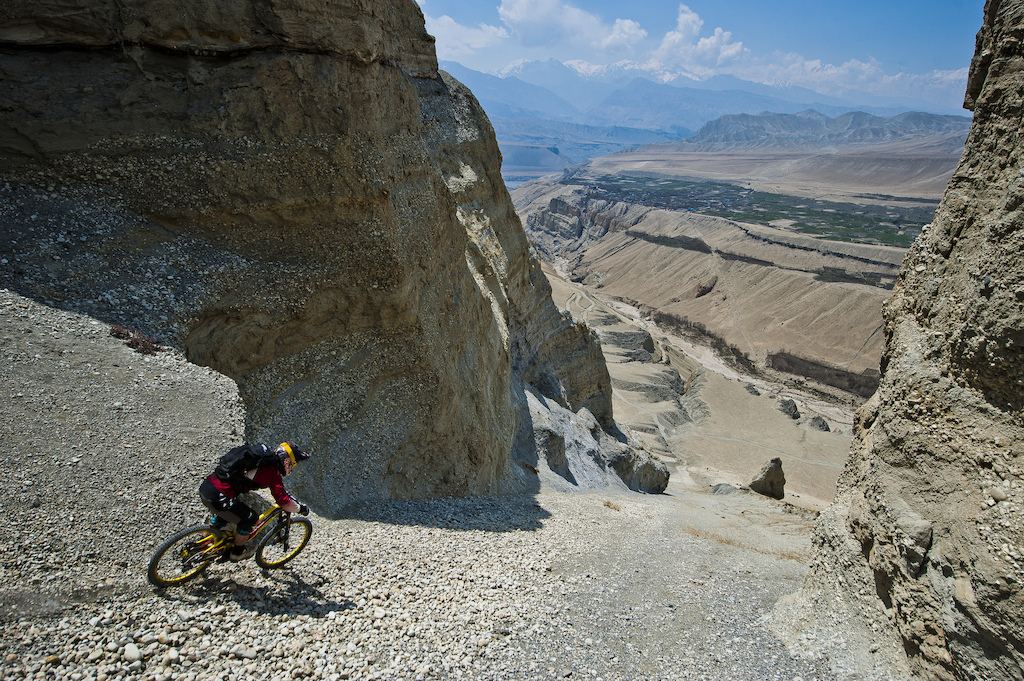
[0,289,829,681]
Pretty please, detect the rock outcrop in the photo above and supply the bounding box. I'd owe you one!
[524,388,669,494]
[0,0,666,514]
[749,458,786,500]
[807,415,831,432]
[779,398,801,420]
[777,3,1024,679]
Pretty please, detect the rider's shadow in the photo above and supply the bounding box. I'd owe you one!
[230,571,355,616]
[157,571,355,617]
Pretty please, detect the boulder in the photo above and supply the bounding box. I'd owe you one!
[778,398,800,419]
[807,415,830,432]
[748,458,785,500]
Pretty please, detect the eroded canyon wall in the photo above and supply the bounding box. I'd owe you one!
[513,181,899,380]
[0,0,666,514]
[780,2,1024,679]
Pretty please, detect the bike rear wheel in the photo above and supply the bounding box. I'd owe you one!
[255,516,312,568]
[148,524,225,587]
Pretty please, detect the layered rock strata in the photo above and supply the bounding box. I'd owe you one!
[0,0,666,514]
[513,181,899,380]
[780,3,1024,679]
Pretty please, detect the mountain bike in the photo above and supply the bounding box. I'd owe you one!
[147,504,312,588]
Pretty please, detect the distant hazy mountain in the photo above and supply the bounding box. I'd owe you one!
[439,58,971,182]
[497,59,633,111]
[440,61,580,121]
[582,77,881,135]
[668,110,972,153]
[498,58,965,119]
[686,74,873,108]
[441,61,686,183]
[448,58,969,131]
[493,118,678,180]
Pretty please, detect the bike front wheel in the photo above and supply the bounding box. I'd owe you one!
[255,517,312,568]
[148,525,225,587]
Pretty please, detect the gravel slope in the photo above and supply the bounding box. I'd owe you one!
[1,288,839,680]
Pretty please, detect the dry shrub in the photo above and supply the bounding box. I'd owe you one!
[110,324,164,356]
[681,527,807,562]
[767,350,878,397]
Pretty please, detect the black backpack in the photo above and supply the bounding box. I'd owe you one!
[213,444,282,492]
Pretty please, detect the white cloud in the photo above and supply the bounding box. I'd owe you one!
[726,52,969,108]
[648,4,748,75]
[640,6,964,109]
[756,54,889,91]
[601,19,648,52]
[668,4,702,43]
[498,0,599,47]
[424,15,510,60]
[422,1,966,110]
[498,0,646,54]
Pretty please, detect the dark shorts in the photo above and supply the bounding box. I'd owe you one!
[199,478,258,535]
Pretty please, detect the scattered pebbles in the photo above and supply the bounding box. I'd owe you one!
[0,288,829,679]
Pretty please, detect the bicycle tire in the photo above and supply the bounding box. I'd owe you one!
[255,516,312,568]
[147,524,225,587]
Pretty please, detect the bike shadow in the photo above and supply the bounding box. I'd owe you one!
[158,570,356,617]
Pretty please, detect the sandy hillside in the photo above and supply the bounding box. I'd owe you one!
[513,178,904,385]
[544,265,854,511]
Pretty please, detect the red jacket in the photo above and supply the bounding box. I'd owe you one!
[207,466,294,507]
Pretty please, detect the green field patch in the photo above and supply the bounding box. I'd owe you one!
[815,267,894,290]
[625,230,713,253]
[568,173,930,248]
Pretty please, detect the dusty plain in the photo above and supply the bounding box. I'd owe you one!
[583,140,961,207]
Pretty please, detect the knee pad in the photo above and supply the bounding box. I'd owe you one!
[235,508,258,536]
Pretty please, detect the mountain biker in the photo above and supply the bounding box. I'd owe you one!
[199,442,310,561]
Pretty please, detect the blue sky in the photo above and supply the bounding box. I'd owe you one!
[415,1,985,111]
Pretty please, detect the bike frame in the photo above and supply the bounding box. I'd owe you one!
[148,501,310,588]
[206,505,291,555]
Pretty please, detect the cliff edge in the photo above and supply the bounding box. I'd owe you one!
[776,3,1024,679]
[0,0,667,514]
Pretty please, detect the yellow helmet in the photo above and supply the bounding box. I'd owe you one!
[277,442,309,467]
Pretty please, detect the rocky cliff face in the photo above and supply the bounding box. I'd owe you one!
[778,2,1024,679]
[0,0,666,514]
